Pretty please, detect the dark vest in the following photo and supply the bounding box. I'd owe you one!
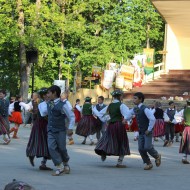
[108,102,122,123]
[96,104,106,111]
[166,109,176,121]
[82,103,92,115]
[134,105,149,134]
[0,98,9,117]
[154,108,164,119]
[47,100,66,132]
[14,101,21,112]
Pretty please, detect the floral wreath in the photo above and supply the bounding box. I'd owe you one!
[111,89,123,96]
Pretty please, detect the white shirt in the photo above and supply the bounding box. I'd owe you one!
[75,104,82,112]
[62,99,73,111]
[125,103,156,131]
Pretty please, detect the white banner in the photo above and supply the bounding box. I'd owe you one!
[102,70,115,89]
[54,80,66,93]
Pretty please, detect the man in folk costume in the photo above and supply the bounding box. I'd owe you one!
[95,90,130,168]
[179,100,190,164]
[125,92,161,170]
[46,85,75,176]
[93,96,107,141]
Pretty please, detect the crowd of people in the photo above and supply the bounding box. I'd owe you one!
[0,86,190,178]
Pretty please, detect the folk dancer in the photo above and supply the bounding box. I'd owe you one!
[95,90,130,168]
[125,92,161,170]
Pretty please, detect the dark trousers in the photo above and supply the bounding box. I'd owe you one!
[138,133,159,164]
[96,122,106,140]
[165,123,175,141]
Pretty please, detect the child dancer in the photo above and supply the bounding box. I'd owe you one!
[73,99,82,124]
[9,95,23,139]
[46,85,75,176]
[76,97,101,145]
[95,90,130,168]
[93,96,107,141]
[125,92,161,170]
[152,101,165,142]
[163,101,177,147]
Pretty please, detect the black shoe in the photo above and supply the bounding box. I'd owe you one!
[81,140,86,145]
[29,156,35,167]
[39,165,53,171]
[163,141,169,147]
[101,155,106,162]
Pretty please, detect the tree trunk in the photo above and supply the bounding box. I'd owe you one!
[58,0,65,80]
[17,0,31,101]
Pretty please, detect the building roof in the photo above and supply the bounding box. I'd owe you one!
[151,0,190,37]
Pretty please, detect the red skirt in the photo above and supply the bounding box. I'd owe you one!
[74,108,81,123]
[153,119,165,137]
[179,126,190,154]
[125,117,138,131]
[175,123,184,133]
[9,111,23,124]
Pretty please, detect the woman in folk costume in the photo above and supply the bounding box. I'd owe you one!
[178,100,190,164]
[26,88,52,170]
[0,114,11,144]
[9,95,23,139]
[75,97,101,145]
[152,101,165,141]
[95,89,130,168]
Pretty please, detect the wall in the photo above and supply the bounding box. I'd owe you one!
[166,24,190,71]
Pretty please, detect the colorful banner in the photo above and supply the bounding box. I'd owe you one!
[143,48,155,75]
[115,76,124,89]
[120,65,135,90]
[92,65,101,79]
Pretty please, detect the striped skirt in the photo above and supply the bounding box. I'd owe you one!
[153,119,165,137]
[95,121,130,156]
[26,117,50,158]
[179,126,190,155]
[75,115,101,137]
[0,115,8,135]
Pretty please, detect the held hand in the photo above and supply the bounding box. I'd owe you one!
[122,119,127,124]
[145,130,150,135]
[67,129,73,136]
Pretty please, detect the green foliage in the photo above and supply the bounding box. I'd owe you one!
[0,0,164,94]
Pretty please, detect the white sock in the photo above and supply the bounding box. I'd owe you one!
[134,131,139,138]
[118,155,124,165]
[183,154,187,160]
[88,135,93,141]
